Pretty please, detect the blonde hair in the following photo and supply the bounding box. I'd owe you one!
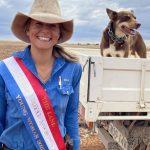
[53,45,79,62]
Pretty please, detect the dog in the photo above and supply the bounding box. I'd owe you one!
[100,8,146,58]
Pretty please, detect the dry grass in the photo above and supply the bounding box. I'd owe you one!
[0,41,99,60]
[0,41,27,60]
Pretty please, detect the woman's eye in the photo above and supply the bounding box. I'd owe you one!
[50,24,57,28]
[36,22,42,25]
[34,22,43,27]
[50,24,56,28]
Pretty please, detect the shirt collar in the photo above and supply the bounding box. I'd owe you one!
[12,45,66,80]
[12,45,37,75]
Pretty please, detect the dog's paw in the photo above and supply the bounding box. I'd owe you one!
[129,54,140,58]
[129,55,136,58]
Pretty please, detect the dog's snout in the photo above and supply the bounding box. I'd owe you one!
[136,23,141,29]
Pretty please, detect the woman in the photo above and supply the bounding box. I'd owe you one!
[0,0,82,150]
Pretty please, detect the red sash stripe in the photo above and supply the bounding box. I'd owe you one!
[15,57,66,150]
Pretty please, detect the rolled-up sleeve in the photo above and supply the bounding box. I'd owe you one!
[64,63,82,150]
[0,74,6,149]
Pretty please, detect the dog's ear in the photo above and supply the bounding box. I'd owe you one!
[106,8,117,21]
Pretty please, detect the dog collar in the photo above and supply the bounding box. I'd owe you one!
[108,23,127,44]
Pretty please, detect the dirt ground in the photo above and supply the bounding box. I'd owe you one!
[80,127,106,150]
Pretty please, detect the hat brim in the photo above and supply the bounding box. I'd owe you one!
[11,12,73,44]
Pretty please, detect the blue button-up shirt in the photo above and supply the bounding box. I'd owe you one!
[0,46,82,150]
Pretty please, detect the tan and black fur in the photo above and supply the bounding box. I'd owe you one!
[100,8,146,58]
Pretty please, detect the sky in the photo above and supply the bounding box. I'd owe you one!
[0,0,150,44]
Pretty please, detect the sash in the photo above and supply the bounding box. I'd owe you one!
[0,57,66,150]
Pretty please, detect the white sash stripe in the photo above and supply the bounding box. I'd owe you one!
[4,57,59,150]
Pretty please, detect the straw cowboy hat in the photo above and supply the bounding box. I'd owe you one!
[11,0,73,44]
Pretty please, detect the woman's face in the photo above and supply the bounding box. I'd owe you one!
[26,19,60,51]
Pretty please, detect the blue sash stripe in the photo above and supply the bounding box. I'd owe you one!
[0,61,48,150]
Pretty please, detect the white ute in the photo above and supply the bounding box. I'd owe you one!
[79,54,150,150]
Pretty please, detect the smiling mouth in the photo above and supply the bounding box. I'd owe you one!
[37,36,52,42]
[121,25,136,36]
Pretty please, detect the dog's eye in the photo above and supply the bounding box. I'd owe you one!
[121,16,131,21]
[127,16,131,20]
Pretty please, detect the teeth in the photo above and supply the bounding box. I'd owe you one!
[131,30,135,35]
[38,37,51,41]
[130,29,136,34]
